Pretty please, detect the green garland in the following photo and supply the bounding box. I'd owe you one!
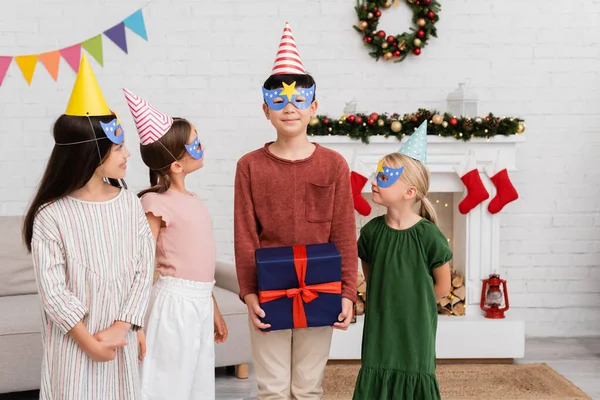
[354,0,441,62]
[307,109,525,144]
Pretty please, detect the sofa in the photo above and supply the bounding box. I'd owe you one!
[0,216,251,394]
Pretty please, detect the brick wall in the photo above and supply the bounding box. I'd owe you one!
[1,0,598,336]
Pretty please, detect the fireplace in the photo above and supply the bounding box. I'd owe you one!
[317,135,526,360]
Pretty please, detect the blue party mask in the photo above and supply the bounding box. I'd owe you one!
[262,81,315,111]
[100,115,125,145]
[185,135,203,159]
[376,159,404,188]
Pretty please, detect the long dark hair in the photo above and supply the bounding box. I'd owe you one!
[22,114,125,252]
[263,73,317,101]
[138,118,192,198]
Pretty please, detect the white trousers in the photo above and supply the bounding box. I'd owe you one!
[140,276,215,400]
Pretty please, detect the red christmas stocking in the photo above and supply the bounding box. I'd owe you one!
[350,171,371,216]
[456,153,489,214]
[458,169,490,214]
[488,169,519,214]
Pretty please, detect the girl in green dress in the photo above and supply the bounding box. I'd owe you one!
[353,123,453,400]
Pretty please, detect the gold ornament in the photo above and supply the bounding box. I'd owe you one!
[383,52,393,60]
[358,21,368,30]
[391,121,402,133]
[417,18,426,27]
[377,119,385,127]
[383,0,393,8]
[442,121,448,128]
[414,38,422,47]
[339,114,347,122]
[309,117,320,127]
[367,12,374,19]
[432,114,443,125]
[381,42,389,49]
[398,40,407,51]
[516,122,525,134]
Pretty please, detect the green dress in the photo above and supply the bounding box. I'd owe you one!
[353,216,453,400]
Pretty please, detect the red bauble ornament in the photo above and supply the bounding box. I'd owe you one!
[416,0,421,4]
[356,116,364,124]
[362,5,368,10]
[375,10,382,17]
[413,48,421,55]
[427,11,435,19]
[323,118,330,125]
[386,35,395,43]
[348,115,356,123]
[417,30,425,39]
[423,0,431,5]
[450,117,458,126]
[376,30,386,38]
[412,116,418,122]
[373,6,378,11]
[369,112,379,121]
[367,118,375,125]
[393,50,401,57]
[364,36,373,44]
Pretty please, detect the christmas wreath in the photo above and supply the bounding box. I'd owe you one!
[307,109,525,144]
[354,0,441,62]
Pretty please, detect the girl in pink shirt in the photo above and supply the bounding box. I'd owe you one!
[122,88,228,400]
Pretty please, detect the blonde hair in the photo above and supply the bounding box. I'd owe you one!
[382,153,438,225]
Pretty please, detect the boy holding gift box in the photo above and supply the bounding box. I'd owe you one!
[234,22,358,399]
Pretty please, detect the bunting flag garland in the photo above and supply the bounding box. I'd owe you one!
[0,8,148,87]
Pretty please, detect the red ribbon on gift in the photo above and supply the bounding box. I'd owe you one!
[258,245,342,329]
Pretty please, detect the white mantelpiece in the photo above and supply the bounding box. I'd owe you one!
[313,135,526,360]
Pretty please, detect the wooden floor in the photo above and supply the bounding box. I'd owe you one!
[2,337,598,400]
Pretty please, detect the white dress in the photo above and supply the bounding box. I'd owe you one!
[31,188,155,400]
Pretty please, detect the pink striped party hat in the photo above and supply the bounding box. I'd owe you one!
[270,22,306,75]
[123,88,173,145]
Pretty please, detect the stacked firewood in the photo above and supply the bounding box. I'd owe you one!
[437,271,466,316]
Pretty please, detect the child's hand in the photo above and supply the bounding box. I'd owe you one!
[94,321,131,346]
[244,293,271,333]
[214,309,228,343]
[86,338,127,362]
[333,298,354,330]
[137,331,146,364]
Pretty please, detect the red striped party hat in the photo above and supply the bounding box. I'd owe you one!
[122,88,173,145]
[271,22,306,75]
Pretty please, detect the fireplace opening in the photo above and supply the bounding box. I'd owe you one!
[356,192,468,316]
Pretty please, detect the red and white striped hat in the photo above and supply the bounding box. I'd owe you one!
[122,88,173,145]
[271,22,306,75]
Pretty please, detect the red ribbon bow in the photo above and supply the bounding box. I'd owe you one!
[258,246,342,329]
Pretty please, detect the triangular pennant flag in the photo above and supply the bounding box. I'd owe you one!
[60,44,82,73]
[398,120,428,164]
[104,22,128,54]
[0,56,12,86]
[271,22,306,75]
[65,54,111,116]
[39,51,60,81]
[123,9,148,41]
[15,55,39,85]
[82,35,104,66]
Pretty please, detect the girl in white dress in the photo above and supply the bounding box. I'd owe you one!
[22,55,155,400]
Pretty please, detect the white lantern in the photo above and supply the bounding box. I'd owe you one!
[447,82,478,118]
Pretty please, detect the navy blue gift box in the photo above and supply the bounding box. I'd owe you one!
[256,243,342,331]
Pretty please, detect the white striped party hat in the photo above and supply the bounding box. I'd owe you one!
[270,22,306,75]
[123,88,173,145]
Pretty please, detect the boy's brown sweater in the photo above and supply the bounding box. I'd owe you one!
[234,142,358,303]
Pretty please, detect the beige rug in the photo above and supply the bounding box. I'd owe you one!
[322,363,591,399]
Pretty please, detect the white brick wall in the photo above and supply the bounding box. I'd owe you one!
[1,0,598,337]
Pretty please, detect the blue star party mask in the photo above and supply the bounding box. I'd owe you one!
[262,81,315,111]
[376,159,405,188]
[185,135,203,159]
[99,115,125,145]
